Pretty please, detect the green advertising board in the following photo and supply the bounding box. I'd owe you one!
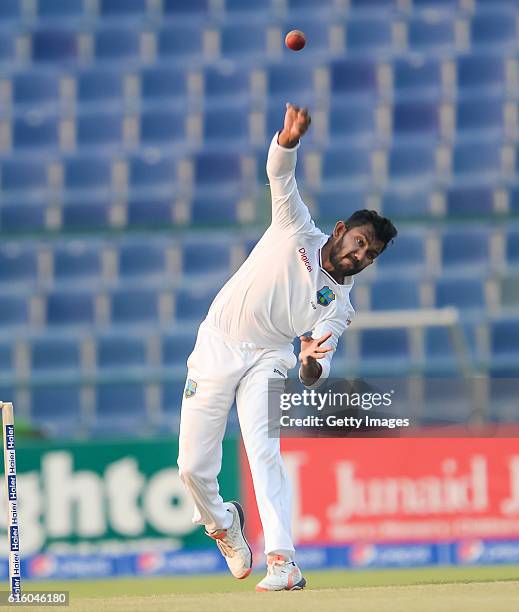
[0,436,239,555]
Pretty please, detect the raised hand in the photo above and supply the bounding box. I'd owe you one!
[278,103,312,148]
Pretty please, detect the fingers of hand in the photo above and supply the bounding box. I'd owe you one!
[314,345,332,354]
[317,332,333,346]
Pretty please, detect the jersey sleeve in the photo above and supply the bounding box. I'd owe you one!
[298,311,354,389]
[266,132,314,234]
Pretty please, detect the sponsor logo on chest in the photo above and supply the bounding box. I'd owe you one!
[298,247,313,272]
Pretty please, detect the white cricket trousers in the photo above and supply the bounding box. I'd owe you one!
[177,322,297,555]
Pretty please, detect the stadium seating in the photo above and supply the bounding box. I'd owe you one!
[1,0,518,435]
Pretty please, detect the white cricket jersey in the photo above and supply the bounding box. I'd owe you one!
[204,133,355,386]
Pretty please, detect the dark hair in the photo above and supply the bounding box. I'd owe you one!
[345,209,397,252]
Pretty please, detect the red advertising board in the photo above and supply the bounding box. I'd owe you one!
[241,437,519,550]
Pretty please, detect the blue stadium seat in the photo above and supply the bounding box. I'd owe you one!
[506,227,519,267]
[64,157,112,193]
[360,328,411,373]
[412,0,459,10]
[0,205,46,231]
[376,230,426,275]
[509,188,519,216]
[191,196,239,224]
[193,152,243,189]
[328,101,376,143]
[457,55,505,92]
[158,25,203,60]
[471,11,518,50]
[76,112,123,149]
[95,381,146,422]
[162,332,196,366]
[316,187,366,220]
[456,95,504,138]
[203,108,250,147]
[32,29,78,63]
[53,242,102,285]
[330,59,378,98]
[0,244,37,287]
[452,141,502,182]
[393,58,442,99]
[286,0,337,14]
[1,159,48,196]
[13,115,59,150]
[408,17,456,52]
[424,326,463,373]
[321,146,372,187]
[100,0,147,18]
[30,336,81,372]
[95,28,141,62]
[381,189,430,218]
[220,23,268,59]
[420,378,474,425]
[12,72,59,109]
[30,385,82,433]
[370,278,420,310]
[129,153,177,196]
[0,295,29,328]
[388,144,437,185]
[182,242,231,276]
[203,65,250,103]
[46,291,95,326]
[0,342,13,374]
[490,318,519,366]
[350,0,395,9]
[96,334,147,370]
[225,0,272,13]
[77,69,125,107]
[38,0,84,20]
[62,203,111,230]
[446,186,494,217]
[163,0,209,16]
[392,99,440,140]
[127,197,174,228]
[346,17,393,53]
[118,240,168,280]
[267,64,317,105]
[441,227,489,274]
[0,0,21,20]
[175,286,218,322]
[435,277,485,312]
[110,288,159,324]
[139,109,186,146]
[140,67,188,106]
[0,33,15,65]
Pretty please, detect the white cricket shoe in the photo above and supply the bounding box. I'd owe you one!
[255,555,306,592]
[206,501,252,579]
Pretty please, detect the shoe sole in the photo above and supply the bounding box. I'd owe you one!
[255,576,306,592]
[228,500,253,580]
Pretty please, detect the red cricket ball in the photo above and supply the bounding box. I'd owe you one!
[285,29,306,51]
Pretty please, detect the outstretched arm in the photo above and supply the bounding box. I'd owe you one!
[266,103,313,233]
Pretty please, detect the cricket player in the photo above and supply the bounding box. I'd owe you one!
[177,103,397,591]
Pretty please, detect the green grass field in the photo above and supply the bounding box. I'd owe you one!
[17,565,519,612]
